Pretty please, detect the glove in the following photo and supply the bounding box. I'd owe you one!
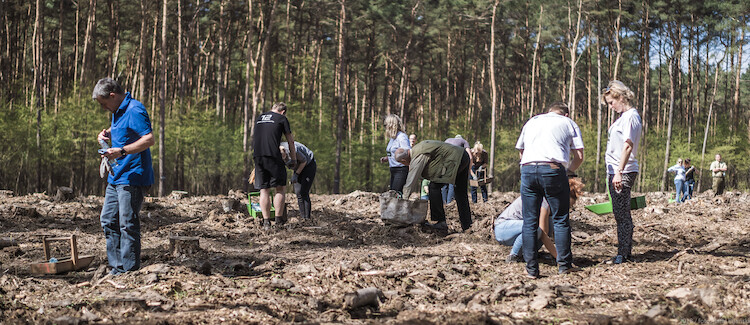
[291,173,299,183]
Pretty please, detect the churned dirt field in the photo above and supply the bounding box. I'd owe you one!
[1,188,749,324]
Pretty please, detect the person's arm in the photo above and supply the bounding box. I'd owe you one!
[294,152,307,175]
[402,153,429,198]
[285,133,296,167]
[104,133,155,158]
[611,140,633,191]
[568,148,584,172]
[538,207,557,259]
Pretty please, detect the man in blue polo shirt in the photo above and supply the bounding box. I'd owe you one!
[93,77,155,275]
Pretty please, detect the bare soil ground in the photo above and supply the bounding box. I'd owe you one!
[1,188,750,324]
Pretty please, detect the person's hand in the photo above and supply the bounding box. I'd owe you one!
[98,129,110,142]
[103,147,124,159]
[612,173,623,192]
[291,173,299,183]
[380,156,388,163]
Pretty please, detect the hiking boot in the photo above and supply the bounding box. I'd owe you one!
[262,219,272,231]
[505,254,524,263]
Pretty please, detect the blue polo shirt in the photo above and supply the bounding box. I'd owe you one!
[108,92,154,186]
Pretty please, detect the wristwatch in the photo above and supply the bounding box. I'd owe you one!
[120,147,128,156]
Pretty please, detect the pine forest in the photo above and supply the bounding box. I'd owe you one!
[1,0,749,197]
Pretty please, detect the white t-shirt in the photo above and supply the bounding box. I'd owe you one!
[386,131,411,167]
[515,112,584,168]
[605,108,642,174]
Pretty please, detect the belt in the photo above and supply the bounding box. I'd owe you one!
[523,162,561,166]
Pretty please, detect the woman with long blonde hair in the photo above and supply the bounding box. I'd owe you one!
[379,114,411,193]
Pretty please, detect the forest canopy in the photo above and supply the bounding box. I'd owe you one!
[0,0,748,196]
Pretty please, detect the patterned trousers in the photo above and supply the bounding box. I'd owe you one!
[608,172,638,258]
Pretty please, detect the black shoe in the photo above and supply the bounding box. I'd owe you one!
[505,254,524,263]
[262,219,272,231]
[525,273,539,279]
[275,214,287,226]
[427,221,448,230]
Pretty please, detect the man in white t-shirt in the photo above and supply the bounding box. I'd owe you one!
[515,102,584,278]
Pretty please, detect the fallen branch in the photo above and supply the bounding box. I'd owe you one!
[106,279,126,289]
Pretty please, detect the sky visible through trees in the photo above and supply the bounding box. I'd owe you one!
[0,0,748,196]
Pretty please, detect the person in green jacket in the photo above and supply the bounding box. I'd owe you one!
[395,140,472,231]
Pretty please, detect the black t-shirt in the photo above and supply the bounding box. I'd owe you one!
[252,111,291,158]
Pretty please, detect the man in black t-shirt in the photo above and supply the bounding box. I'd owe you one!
[253,102,296,230]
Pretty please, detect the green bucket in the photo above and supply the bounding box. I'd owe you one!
[584,183,647,215]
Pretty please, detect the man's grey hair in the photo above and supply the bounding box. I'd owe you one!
[394,148,410,162]
[92,77,124,99]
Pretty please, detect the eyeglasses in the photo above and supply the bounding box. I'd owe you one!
[602,87,610,93]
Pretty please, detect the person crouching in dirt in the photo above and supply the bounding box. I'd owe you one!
[280,142,316,220]
[494,178,584,263]
[394,141,472,232]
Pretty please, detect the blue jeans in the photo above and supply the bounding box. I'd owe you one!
[684,180,694,201]
[100,184,146,274]
[520,164,572,276]
[494,220,541,256]
[674,179,685,202]
[441,184,455,204]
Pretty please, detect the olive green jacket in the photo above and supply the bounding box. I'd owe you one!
[402,140,465,198]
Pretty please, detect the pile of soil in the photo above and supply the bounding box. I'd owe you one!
[1,188,749,324]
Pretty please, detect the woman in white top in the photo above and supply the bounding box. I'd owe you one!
[603,80,642,265]
[379,114,411,194]
[667,158,686,203]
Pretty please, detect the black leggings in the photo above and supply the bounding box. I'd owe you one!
[294,160,317,219]
[427,151,472,230]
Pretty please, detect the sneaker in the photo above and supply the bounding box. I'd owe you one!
[525,273,539,279]
[262,219,272,231]
[275,214,287,226]
[505,254,524,263]
[612,255,627,264]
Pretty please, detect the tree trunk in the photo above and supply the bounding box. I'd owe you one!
[489,0,498,190]
[33,0,42,191]
[158,0,167,196]
[661,56,677,192]
[698,56,723,193]
[216,0,224,118]
[80,0,97,84]
[594,34,602,192]
[529,4,542,117]
[732,26,743,134]
[333,0,346,194]
[566,0,583,116]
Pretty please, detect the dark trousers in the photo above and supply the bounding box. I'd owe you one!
[390,166,409,194]
[427,151,472,230]
[520,163,572,276]
[470,165,488,203]
[609,172,637,258]
[294,160,317,219]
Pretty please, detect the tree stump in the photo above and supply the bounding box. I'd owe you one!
[54,187,74,202]
[169,236,201,257]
